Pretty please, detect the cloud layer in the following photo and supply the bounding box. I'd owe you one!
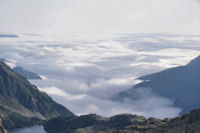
[0,33,200,118]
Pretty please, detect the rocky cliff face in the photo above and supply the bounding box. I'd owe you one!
[44,109,200,133]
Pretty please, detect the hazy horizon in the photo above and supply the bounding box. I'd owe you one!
[0,0,200,35]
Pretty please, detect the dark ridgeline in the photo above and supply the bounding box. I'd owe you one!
[44,109,200,133]
[114,56,200,114]
[0,58,41,80]
[0,61,74,130]
[13,66,42,80]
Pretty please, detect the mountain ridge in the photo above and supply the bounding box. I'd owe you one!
[44,109,200,133]
[13,66,42,80]
[114,55,200,114]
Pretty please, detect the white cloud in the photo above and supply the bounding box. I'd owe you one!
[39,75,47,80]
[39,86,86,100]
[1,33,200,118]
[39,86,67,97]
[4,59,17,68]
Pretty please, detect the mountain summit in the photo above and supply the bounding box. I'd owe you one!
[187,55,200,68]
[13,66,41,80]
[114,56,200,114]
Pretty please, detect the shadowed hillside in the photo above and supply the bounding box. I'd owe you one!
[0,61,74,130]
[13,66,41,80]
[44,109,200,133]
[114,56,200,114]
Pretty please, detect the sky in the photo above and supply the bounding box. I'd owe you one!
[0,0,200,35]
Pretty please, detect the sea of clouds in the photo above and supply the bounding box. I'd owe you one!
[0,33,200,118]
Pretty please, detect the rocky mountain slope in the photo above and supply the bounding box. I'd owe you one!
[0,104,43,130]
[13,66,41,80]
[0,61,74,130]
[44,109,200,133]
[114,56,200,114]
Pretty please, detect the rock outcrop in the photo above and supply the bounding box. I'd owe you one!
[44,109,200,133]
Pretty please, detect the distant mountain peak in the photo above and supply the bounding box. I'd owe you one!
[187,55,200,67]
[114,55,200,114]
[0,58,42,80]
[13,66,42,80]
